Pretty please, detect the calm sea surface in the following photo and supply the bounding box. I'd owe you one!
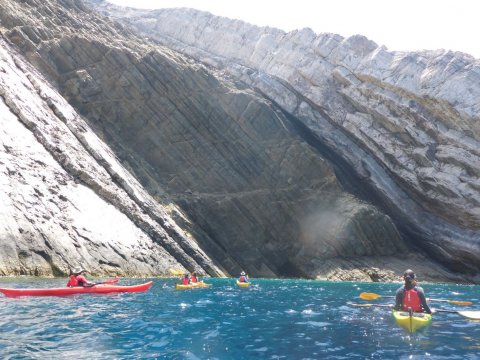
[0,277,478,359]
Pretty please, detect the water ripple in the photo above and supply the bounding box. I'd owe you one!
[0,278,478,358]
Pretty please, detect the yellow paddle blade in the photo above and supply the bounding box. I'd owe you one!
[448,300,473,306]
[359,292,382,300]
[427,297,473,306]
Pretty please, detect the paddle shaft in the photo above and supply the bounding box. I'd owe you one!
[91,278,120,286]
[383,295,467,304]
[349,303,393,308]
[352,303,480,320]
[434,309,458,314]
[359,292,472,305]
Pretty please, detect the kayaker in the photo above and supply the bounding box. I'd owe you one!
[238,271,249,283]
[394,269,432,314]
[181,274,190,285]
[190,272,198,283]
[66,267,94,287]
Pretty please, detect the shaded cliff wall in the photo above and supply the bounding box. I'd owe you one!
[0,0,432,280]
[0,35,226,276]
[91,3,480,277]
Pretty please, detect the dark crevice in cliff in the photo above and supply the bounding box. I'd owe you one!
[277,260,309,278]
[255,86,435,258]
[255,86,381,205]
[264,90,478,276]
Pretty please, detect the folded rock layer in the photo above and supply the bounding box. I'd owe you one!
[0,0,477,281]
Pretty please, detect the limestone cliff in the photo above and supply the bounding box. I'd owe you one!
[0,0,476,282]
[0,34,226,277]
[89,2,480,280]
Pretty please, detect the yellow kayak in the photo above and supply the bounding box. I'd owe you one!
[393,310,432,333]
[236,280,250,288]
[175,281,211,290]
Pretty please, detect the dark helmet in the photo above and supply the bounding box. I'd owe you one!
[403,269,416,280]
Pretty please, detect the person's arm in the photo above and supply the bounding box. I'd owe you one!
[77,275,94,287]
[416,287,432,314]
[394,287,404,310]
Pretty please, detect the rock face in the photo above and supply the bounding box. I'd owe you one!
[89,2,480,278]
[0,35,222,277]
[0,0,477,282]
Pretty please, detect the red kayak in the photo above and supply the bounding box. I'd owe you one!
[0,281,153,297]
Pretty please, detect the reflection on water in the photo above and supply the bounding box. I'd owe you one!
[0,278,478,359]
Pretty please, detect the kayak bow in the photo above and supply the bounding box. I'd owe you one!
[0,281,153,297]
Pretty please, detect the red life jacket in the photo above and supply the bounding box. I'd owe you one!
[239,276,247,283]
[66,275,79,287]
[182,277,190,285]
[191,275,198,283]
[402,288,422,312]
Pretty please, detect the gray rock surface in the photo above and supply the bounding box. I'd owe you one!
[0,0,476,282]
[0,36,223,277]
[89,2,480,278]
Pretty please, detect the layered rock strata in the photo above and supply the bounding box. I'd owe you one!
[0,36,223,277]
[0,0,476,282]
[90,2,480,278]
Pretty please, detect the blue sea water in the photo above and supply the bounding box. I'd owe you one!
[0,278,479,359]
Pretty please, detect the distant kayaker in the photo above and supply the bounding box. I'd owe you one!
[181,274,190,285]
[238,271,249,283]
[394,269,432,314]
[190,272,198,283]
[66,267,94,287]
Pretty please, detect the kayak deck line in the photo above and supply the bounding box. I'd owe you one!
[393,310,432,333]
[0,281,153,297]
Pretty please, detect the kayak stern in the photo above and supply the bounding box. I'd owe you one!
[393,310,432,333]
[236,280,250,288]
[0,281,153,297]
